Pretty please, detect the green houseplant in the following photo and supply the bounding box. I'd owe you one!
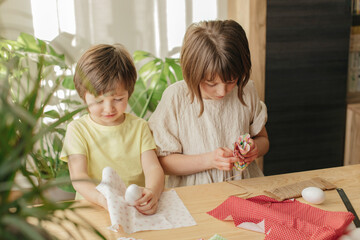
[129,50,183,119]
[0,33,105,239]
[0,33,81,193]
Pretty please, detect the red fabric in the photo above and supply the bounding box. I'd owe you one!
[207,195,354,240]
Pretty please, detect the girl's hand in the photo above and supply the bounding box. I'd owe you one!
[134,187,159,215]
[241,138,258,164]
[211,147,240,171]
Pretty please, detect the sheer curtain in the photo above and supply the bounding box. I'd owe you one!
[0,0,226,61]
[70,0,227,59]
[0,0,227,61]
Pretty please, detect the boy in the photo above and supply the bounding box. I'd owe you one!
[61,44,164,215]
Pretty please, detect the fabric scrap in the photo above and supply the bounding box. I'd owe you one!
[207,195,354,240]
[264,177,336,201]
[96,167,196,233]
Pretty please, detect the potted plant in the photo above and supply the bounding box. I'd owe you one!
[0,33,105,239]
[1,32,82,195]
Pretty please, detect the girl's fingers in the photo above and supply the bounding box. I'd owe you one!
[218,157,238,165]
[218,148,233,157]
[229,156,241,163]
[216,159,235,170]
[243,151,257,158]
[224,146,232,151]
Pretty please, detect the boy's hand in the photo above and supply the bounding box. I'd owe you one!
[134,187,159,215]
[211,147,240,171]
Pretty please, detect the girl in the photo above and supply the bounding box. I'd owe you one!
[148,20,269,188]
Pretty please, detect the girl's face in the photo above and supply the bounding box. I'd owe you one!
[85,84,129,126]
[199,75,237,100]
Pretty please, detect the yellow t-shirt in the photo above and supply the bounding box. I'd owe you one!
[60,113,156,189]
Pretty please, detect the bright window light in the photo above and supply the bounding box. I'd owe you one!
[166,0,186,55]
[165,0,220,57]
[153,0,161,57]
[58,0,76,35]
[30,0,76,41]
[30,0,59,41]
[192,0,217,22]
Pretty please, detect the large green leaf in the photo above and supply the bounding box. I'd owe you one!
[42,54,67,68]
[138,59,162,82]
[48,45,65,61]
[133,50,154,62]
[17,33,41,53]
[129,51,182,118]
[166,58,183,81]
[148,80,167,112]
[128,78,148,116]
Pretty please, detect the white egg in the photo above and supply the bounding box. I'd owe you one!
[124,184,142,206]
[301,187,325,204]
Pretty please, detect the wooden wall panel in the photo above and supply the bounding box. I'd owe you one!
[344,104,360,165]
[228,0,267,101]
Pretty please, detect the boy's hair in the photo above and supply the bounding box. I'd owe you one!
[180,20,251,116]
[74,44,137,100]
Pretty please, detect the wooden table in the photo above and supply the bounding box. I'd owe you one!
[47,164,360,240]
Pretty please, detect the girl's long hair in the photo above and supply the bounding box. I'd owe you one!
[180,20,251,116]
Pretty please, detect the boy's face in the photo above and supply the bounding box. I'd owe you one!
[85,83,129,126]
[200,75,237,100]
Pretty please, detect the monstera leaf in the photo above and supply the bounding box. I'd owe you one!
[129,50,183,119]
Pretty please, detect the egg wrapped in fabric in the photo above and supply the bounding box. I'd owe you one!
[301,187,325,204]
[125,184,142,206]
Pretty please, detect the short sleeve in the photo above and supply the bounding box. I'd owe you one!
[245,81,268,136]
[60,122,87,162]
[140,122,157,153]
[148,84,183,157]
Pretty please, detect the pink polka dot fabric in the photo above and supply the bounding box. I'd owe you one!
[96,167,196,234]
[207,195,355,240]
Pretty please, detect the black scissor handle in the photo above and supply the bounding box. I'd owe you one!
[336,188,360,228]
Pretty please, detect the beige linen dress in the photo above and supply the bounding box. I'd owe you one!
[148,80,267,188]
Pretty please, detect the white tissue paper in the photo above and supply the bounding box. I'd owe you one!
[96,167,197,234]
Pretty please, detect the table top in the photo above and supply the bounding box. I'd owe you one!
[46,164,360,240]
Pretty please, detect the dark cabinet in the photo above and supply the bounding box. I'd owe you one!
[264,0,352,175]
